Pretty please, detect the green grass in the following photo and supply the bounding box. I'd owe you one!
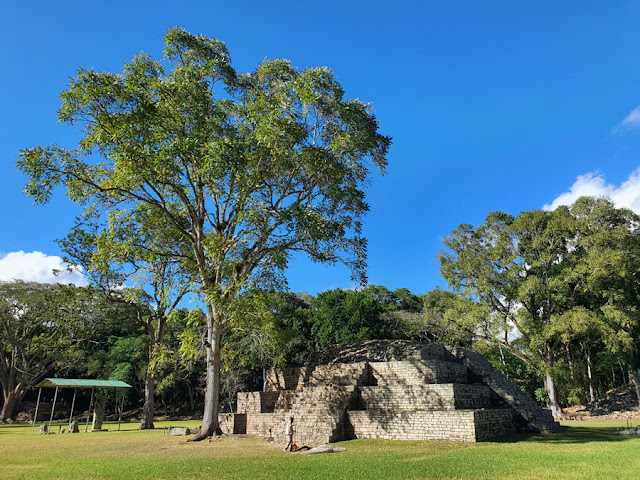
[2,419,640,479]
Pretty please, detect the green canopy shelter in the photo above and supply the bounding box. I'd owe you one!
[33,378,132,434]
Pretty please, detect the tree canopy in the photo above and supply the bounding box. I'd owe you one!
[0,281,104,421]
[439,197,640,418]
[17,27,390,438]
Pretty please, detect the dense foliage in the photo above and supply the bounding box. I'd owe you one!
[17,27,390,437]
[439,197,640,418]
[3,200,639,421]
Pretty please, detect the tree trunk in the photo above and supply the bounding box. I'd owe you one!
[263,365,267,392]
[140,328,159,430]
[139,366,155,429]
[498,343,507,368]
[185,379,195,416]
[584,344,595,403]
[0,389,23,422]
[542,352,562,420]
[544,371,562,420]
[566,344,575,382]
[190,303,222,441]
[629,368,640,408]
[619,359,628,386]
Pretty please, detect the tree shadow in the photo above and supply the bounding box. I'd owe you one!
[492,426,636,444]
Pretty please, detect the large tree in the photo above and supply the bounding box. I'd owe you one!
[0,281,96,421]
[17,28,390,439]
[439,197,640,419]
[569,197,640,401]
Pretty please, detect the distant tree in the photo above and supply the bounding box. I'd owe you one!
[405,288,477,346]
[154,308,207,416]
[473,339,543,400]
[357,285,421,339]
[569,197,640,401]
[83,332,148,406]
[361,285,422,312]
[270,292,315,367]
[223,290,287,392]
[0,281,98,422]
[439,197,640,419]
[17,28,390,439]
[310,288,388,349]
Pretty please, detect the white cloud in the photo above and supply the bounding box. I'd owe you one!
[543,168,640,214]
[0,251,88,286]
[616,106,640,132]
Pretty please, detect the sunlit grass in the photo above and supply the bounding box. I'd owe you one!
[2,418,640,479]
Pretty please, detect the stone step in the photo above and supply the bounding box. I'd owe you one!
[357,384,492,411]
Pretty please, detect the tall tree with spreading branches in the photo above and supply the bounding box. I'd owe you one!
[439,197,640,419]
[17,28,390,439]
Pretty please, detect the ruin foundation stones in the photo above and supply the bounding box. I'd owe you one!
[219,340,560,444]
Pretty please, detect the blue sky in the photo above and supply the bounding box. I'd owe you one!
[2,1,640,295]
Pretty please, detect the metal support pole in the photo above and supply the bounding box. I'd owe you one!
[85,389,94,433]
[69,388,77,427]
[117,391,124,431]
[48,386,59,433]
[32,387,42,434]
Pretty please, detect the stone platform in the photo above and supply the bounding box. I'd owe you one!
[219,340,559,443]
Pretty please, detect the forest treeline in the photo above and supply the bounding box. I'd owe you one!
[3,199,640,427]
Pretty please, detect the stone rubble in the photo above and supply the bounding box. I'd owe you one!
[291,444,346,454]
[587,384,639,416]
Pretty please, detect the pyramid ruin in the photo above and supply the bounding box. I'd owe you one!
[219,340,560,443]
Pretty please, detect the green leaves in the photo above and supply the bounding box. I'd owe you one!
[16,28,390,431]
[439,196,640,409]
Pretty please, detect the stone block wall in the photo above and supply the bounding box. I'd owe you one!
[265,367,310,391]
[241,413,287,439]
[303,363,371,387]
[369,360,468,386]
[444,346,560,433]
[347,409,514,442]
[473,409,517,441]
[236,391,297,413]
[358,384,491,411]
[218,413,234,434]
[219,412,288,440]
[265,363,370,392]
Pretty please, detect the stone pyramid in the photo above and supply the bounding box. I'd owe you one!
[220,340,560,443]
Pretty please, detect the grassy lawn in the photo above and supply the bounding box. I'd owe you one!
[2,419,640,479]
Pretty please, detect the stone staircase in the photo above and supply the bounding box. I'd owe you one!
[444,346,560,432]
[226,340,561,443]
[275,363,369,444]
[369,359,468,386]
[285,385,356,443]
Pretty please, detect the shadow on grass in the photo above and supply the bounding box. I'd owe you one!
[493,426,637,444]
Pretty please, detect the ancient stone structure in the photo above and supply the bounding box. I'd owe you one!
[91,394,106,431]
[219,340,560,443]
